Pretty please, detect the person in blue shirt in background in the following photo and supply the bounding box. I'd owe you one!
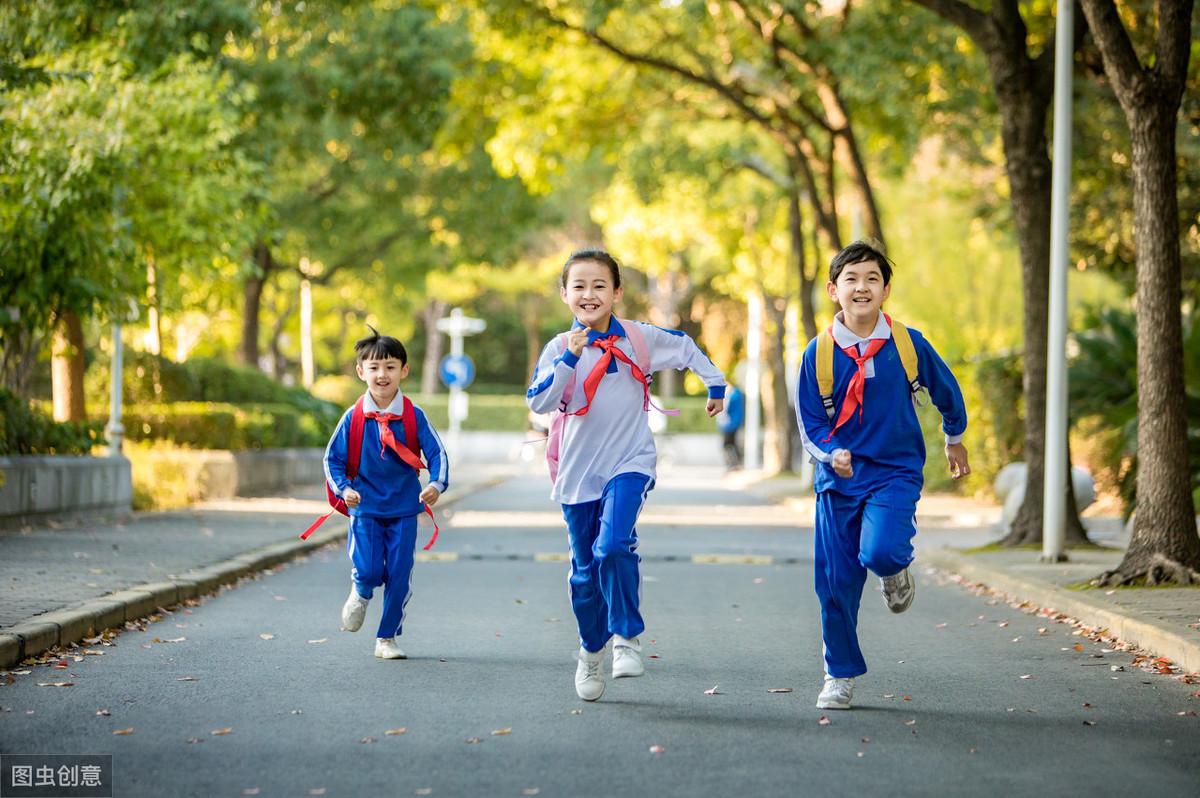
[716,383,745,471]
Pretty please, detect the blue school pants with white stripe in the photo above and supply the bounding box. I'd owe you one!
[348,514,418,639]
[562,473,654,653]
[815,479,921,678]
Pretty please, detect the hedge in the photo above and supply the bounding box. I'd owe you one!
[0,388,100,455]
[110,402,325,449]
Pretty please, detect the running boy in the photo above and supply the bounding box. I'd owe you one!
[796,241,969,709]
[324,327,448,660]
[527,249,727,701]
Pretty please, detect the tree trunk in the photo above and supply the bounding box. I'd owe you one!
[51,310,86,422]
[520,295,544,384]
[145,254,163,400]
[242,241,274,370]
[420,299,448,395]
[1083,0,1199,584]
[787,172,819,342]
[760,293,793,474]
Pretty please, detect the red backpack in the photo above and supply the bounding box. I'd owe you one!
[302,396,438,548]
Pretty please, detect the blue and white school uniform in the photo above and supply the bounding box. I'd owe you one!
[324,390,448,639]
[527,318,727,653]
[796,312,966,678]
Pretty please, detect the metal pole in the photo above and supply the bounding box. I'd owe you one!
[105,324,124,457]
[744,292,763,470]
[1042,0,1074,563]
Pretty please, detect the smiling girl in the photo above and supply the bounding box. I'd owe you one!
[526,249,727,701]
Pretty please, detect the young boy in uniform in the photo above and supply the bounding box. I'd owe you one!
[324,327,448,659]
[795,241,970,709]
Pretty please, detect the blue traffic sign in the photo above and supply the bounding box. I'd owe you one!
[438,354,476,389]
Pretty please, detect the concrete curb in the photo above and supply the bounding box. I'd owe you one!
[0,475,508,669]
[925,547,1200,674]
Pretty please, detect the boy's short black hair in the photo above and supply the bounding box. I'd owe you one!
[561,248,622,289]
[829,239,894,285]
[354,325,407,366]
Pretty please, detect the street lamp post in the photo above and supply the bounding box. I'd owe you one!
[1042,0,1074,563]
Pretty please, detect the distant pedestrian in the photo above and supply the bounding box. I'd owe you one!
[716,383,745,471]
[796,241,970,710]
[527,248,727,701]
[323,327,448,660]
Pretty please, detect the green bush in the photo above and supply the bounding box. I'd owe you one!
[0,388,100,455]
[114,402,322,449]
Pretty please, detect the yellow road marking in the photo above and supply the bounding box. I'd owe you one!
[691,554,774,565]
[415,552,459,562]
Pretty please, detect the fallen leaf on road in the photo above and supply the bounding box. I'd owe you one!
[243,790,260,796]
[385,728,407,736]
[649,745,666,754]
[211,728,233,736]
[856,752,865,758]
[1073,644,1084,652]
[969,748,978,754]
[177,676,197,682]
[1037,628,1048,636]
[704,685,720,695]
[36,682,74,688]
[569,709,583,715]
[113,728,134,735]
[1177,711,1198,717]
[465,737,482,744]
[648,655,660,659]
[308,790,326,796]
[186,737,202,744]
[96,709,111,716]
[522,790,540,796]
[818,716,831,726]
[1083,720,1096,726]
[883,694,895,699]
[1020,675,1034,680]
[998,622,1009,628]
[308,639,328,645]
[491,728,512,736]
[153,637,186,644]
[935,623,947,629]
[12,670,31,675]
[259,634,275,641]
[903,695,912,701]
[415,789,433,796]
[767,688,793,694]
[904,720,917,726]
[274,596,287,601]
[291,709,304,715]
[861,737,870,743]
[1082,703,1093,708]
[360,737,378,744]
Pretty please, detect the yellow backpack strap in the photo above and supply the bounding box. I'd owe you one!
[889,318,924,399]
[815,328,836,420]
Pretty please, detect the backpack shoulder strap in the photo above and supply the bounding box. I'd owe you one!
[401,395,421,457]
[815,328,836,419]
[887,317,922,394]
[620,318,651,373]
[346,397,366,478]
[555,332,578,407]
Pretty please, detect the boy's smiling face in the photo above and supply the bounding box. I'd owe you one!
[827,257,890,332]
[356,356,408,406]
[561,258,623,331]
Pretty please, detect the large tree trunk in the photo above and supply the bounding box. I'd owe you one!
[242,241,274,370]
[647,268,690,401]
[786,167,819,342]
[912,0,1088,545]
[520,295,544,384]
[1083,0,1200,585]
[420,299,448,395]
[51,310,86,422]
[760,293,793,474]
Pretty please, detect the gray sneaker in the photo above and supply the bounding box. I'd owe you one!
[816,676,854,710]
[575,647,605,701]
[612,636,645,678]
[881,568,916,613]
[341,587,369,632]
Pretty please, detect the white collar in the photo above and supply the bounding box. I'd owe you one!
[363,389,406,415]
[831,311,891,349]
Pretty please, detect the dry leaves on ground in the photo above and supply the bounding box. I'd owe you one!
[817,716,831,726]
[704,685,720,695]
[385,728,407,736]
[491,728,513,736]
[112,728,134,735]
[649,745,666,754]
[767,688,792,694]
[211,728,233,736]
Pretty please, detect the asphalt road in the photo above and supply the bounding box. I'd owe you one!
[2,468,1197,797]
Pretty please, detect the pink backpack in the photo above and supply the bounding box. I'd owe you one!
[545,320,678,483]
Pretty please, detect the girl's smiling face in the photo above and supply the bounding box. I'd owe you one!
[561,258,623,331]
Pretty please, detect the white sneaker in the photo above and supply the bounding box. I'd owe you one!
[612,635,645,678]
[575,647,605,701]
[374,637,407,659]
[341,588,369,632]
[881,568,916,613]
[816,676,854,710]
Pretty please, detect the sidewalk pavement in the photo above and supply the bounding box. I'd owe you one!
[0,462,516,669]
[737,470,1200,674]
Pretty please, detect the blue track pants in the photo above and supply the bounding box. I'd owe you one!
[562,473,654,653]
[814,481,921,678]
[347,514,418,639]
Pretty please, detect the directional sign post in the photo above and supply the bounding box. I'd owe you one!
[435,308,486,454]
